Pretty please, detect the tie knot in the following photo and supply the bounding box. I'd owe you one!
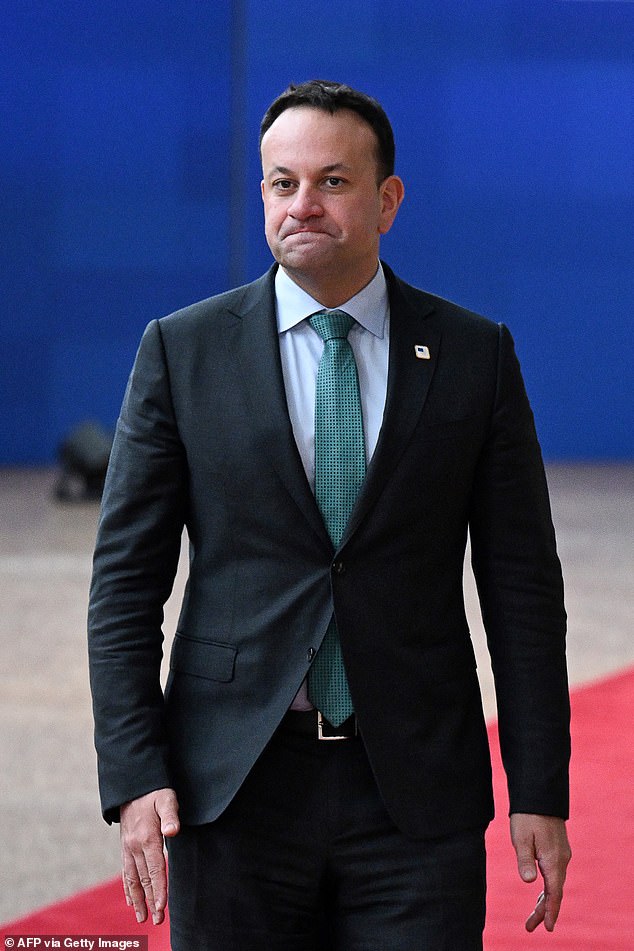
[309,309,354,342]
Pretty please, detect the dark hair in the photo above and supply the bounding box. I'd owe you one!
[259,79,395,181]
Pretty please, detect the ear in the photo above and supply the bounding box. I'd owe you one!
[378,175,405,235]
[260,179,266,202]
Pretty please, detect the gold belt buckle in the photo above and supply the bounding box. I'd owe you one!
[317,711,357,741]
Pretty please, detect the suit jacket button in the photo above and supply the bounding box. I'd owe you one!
[307,647,316,662]
[332,560,345,575]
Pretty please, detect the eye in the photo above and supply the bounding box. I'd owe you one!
[325,177,344,187]
[272,179,295,191]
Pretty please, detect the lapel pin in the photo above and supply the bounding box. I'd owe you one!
[414,345,430,360]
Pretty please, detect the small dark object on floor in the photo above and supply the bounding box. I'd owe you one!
[55,421,113,502]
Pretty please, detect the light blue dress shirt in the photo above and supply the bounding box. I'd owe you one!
[275,263,390,710]
[276,262,390,492]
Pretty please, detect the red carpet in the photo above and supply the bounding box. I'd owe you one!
[485,666,634,950]
[3,668,633,951]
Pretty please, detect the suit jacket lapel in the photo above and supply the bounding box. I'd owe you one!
[225,267,332,548]
[224,264,441,551]
[341,266,441,545]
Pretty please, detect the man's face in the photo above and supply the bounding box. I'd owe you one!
[260,106,403,305]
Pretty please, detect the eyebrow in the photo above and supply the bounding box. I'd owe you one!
[267,163,353,178]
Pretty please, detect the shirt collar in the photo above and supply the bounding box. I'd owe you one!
[275,263,388,339]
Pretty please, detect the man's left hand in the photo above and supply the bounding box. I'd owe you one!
[510,813,571,933]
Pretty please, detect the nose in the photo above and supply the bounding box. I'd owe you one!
[288,184,323,220]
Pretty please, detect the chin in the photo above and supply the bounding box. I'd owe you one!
[280,251,335,275]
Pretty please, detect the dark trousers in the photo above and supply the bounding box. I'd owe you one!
[168,712,486,951]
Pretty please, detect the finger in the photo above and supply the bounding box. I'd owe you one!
[145,847,169,923]
[121,868,133,907]
[544,892,563,933]
[515,841,538,884]
[538,859,566,933]
[155,788,181,838]
[122,850,150,923]
[525,891,546,933]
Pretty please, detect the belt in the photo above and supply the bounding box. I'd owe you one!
[282,709,359,740]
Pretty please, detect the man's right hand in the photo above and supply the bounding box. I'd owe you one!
[120,787,180,925]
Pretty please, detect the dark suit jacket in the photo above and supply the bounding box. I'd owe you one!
[88,263,570,839]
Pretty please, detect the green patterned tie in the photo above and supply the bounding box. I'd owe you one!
[307,309,366,727]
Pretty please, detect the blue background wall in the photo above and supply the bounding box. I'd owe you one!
[2,0,632,463]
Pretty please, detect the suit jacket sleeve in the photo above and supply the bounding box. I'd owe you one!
[88,318,187,822]
[469,323,570,818]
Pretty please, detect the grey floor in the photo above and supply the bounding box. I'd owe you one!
[1,464,633,924]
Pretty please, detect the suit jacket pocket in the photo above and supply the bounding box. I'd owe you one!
[170,633,237,682]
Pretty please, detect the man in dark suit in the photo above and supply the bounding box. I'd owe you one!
[88,80,571,950]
